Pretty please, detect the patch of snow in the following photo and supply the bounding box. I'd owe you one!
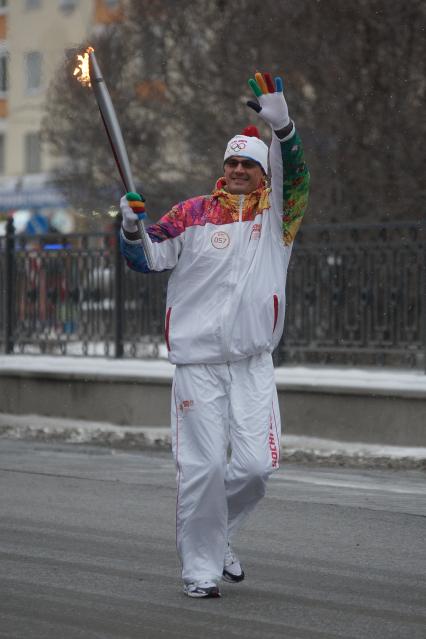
[0,414,425,468]
[275,365,426,397]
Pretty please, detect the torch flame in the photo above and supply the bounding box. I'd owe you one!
[73,46,94,87]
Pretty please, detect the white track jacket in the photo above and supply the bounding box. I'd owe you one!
[120,129,310,365]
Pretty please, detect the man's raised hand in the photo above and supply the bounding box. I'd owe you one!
[247,72,290,132]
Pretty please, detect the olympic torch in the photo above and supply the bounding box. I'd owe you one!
[74,47,154,269]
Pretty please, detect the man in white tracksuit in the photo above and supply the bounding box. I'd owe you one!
[120,71,310,598]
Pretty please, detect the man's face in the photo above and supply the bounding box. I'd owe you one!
[223,156,264,195]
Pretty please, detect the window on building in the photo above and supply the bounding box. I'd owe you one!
[104,0,119,8]
[25,0,41,9]
[24,52,42,93]
[0,134,5,174]
[0,53,8,93]
[24,133,42,173]
[58,0,78,12]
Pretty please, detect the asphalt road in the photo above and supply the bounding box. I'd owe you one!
[0,439,425,639]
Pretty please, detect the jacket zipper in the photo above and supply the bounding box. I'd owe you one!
[222,195,244,357]
[238,194,244,224]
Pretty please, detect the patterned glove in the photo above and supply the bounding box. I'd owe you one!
[247,72,290,131]
[120,192,146,234]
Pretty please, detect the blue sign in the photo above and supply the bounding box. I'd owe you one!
[25,213,50,235]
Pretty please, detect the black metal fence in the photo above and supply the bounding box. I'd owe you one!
[278,222,426,370]
[1,218,425,370]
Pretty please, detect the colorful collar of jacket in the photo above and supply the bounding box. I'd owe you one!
[211,176,271,222]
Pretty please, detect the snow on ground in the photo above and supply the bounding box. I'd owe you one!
[0,354,174,379]
[274,365,426,396]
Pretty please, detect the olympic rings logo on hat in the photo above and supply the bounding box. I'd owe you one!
[230,140,247,151]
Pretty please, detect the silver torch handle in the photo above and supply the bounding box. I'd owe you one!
[88,50,154,270]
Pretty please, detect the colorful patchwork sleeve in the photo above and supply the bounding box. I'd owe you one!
[280,130,310,245]
[269,128,310,245]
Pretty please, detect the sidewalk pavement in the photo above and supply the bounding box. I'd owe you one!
[1,355,426,397]
[1,412,425,471]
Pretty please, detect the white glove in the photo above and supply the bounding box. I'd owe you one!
[247,72,290,131]
[120,193,146,233]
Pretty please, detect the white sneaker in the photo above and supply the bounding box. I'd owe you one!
[183,580,221,598]
[222,544,245,583]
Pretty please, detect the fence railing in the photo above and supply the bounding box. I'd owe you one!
[277,222,426,370]
[1,218,425,370]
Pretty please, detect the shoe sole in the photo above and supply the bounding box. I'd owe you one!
[185,590,221,598]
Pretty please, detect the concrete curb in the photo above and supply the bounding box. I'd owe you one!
[1,413,425,471]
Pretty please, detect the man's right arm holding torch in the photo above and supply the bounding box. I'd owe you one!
[119,191,186,273]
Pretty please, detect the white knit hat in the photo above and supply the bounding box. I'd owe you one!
[224,126,268,174]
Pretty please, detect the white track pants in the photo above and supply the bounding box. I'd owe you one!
[171,352,281,585]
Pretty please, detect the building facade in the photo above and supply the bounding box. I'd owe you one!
[0,0,122,233]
